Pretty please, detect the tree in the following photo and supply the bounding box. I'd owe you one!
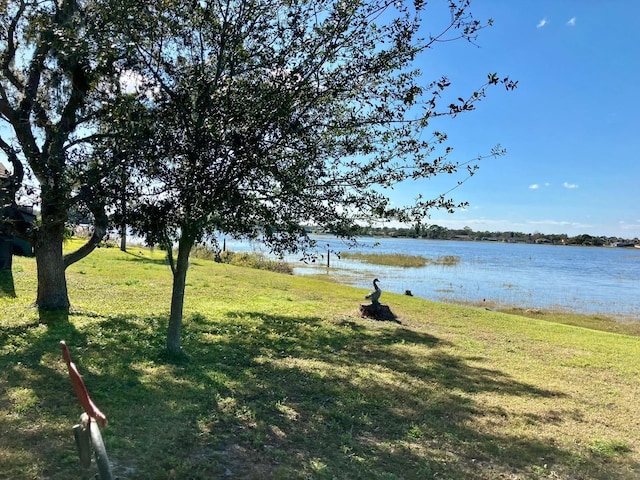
[93,93,154,254]
[0,0,141,312]
[426,224,448,240]
[120,0,516,354]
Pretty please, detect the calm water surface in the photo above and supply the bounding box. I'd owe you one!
[224,236,640,320]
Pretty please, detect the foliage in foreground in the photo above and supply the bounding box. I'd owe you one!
[0,247,639,479]
[114,0,517,354]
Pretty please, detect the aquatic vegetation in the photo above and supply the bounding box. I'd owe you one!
[341,252,460,267]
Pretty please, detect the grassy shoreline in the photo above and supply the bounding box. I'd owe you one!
[1,244,639,479]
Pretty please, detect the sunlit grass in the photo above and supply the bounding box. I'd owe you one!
[499,307,640,336]
[0,243,639,479]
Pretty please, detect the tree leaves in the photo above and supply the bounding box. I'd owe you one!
[0,0,518,263]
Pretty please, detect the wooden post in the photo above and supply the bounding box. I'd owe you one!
[73,420,92,469]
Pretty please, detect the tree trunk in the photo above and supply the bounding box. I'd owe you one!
[120,223,127,252]
[119,169,127,252]
[35,224,70,311]
[166,234,194,355]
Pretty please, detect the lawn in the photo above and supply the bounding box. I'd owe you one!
[1,243,639,479]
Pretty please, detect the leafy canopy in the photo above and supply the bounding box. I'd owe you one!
[115,0,516,254]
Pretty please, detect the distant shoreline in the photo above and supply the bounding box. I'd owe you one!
[293,235,640,321]
[309,230,640,248]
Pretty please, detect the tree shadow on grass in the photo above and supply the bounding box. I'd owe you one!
[0,316,91,479]
[0,312,194,479]
[0,270,16,298]
[180,310,637,480]
[1,309,638,479]
[122,250,169,265]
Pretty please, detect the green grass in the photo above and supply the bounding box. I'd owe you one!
[498,307,640,337]
[1,242,639,479]
[341,252,460,268]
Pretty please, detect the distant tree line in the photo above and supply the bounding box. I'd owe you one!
[310,225,638,247]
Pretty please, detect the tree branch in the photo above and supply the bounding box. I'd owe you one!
[1,0,27,91]
[63,186,108,268]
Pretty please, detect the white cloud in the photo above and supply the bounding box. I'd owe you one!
[618,221,640,231]
[566,17,576,26]
[528,220,579,227]
[526,220,595,234]
[536,18,548,28]
[563,182,579,189]
[529,183,550,190]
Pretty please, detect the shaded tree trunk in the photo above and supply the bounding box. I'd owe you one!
[120,224,127,252]
[119,167,127,252]
[35,223,70,311]
[34,180,80,313]
[166,234,194,355]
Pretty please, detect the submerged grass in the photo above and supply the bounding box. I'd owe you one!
[341,252,460,268]
[0,242,639,479]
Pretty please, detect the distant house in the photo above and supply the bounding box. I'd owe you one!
[506,237,529,243]
[612,241,635,248]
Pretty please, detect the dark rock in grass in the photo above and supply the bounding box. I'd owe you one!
[359,303,398,322]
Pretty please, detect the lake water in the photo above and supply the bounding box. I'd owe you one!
[222,236,640,321]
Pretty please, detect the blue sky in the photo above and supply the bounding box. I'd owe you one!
[395,1,640,238]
